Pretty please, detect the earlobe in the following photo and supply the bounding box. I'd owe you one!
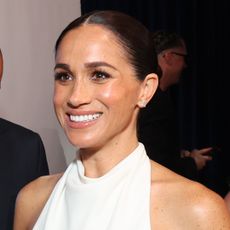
[138,99,146,108]
[137,73,158,108]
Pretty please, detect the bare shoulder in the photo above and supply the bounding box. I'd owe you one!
[150,161,230,229]
[225,191,230,212]
[14,173,62,230]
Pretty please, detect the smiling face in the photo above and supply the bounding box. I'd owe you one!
[54,24,146,150]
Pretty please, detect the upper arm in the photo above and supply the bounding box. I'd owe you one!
[14,182,36,230]
[189,187,230,229]
[150,165,230,229]
[13,174,62,230]
[225,191,230,212]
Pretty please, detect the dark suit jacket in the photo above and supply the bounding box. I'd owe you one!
[0,118,49,230]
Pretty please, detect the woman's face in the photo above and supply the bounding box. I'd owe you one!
[54,24,143,149]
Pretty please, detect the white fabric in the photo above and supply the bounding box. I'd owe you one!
[33,143,151,230]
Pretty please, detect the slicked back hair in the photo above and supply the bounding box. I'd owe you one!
[55,10,158,81]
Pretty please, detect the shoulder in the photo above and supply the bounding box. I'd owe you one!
[0,118,45,154]
[225,191,230,212]
[0,118,39,138]
[14,173,62,230]
[150,161,230,229]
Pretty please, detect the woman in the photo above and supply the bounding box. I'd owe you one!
[14,10,230,229]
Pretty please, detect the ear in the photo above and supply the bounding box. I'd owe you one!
[137,73,158,108]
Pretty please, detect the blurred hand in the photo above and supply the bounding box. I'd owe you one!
[181,147,213,170]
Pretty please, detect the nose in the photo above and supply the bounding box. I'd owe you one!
[67,80,92,108]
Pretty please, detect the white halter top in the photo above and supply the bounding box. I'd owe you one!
[33,143,151,230]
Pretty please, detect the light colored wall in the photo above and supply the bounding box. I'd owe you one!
[0,0,80,173]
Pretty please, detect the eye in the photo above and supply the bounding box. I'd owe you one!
[54,72,73,82]
[91,70,111,82]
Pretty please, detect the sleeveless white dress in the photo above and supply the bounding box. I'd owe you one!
[33,143,151,230]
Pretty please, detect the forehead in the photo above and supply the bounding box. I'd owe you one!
[56,24,127,63]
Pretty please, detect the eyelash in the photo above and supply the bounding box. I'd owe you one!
[91,70,111,81]
[54,70,111,83]
[54,72,72,82]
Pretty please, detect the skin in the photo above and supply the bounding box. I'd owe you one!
[150,161,230,229]
[225,191,230,213]
[13,25,230,229]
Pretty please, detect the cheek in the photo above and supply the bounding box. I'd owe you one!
[53,86,68,110]
[53,89,61,108]
[99,86,118,103]
[97,83,138,110]
[98,83,126,107]
[53,87,69,126]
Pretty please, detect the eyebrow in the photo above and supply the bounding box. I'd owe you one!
[54,63,70,71]
[84,61,117,70]
[54,61,117,72]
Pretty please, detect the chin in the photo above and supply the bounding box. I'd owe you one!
[65,131,99,149]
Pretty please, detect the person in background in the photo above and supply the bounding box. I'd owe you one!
[0,48,49,230]
[14,11,230,229]
[138,30,213,180]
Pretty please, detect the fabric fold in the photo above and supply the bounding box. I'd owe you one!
[33,143,151,230]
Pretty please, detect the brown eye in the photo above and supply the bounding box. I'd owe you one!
[54,72,73,82]
[91,71,110,81]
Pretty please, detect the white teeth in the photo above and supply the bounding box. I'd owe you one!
[70,113,101,122]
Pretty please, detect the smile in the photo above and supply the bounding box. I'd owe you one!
[69,113,101,122]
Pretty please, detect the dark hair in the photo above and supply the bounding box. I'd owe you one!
[55,10,158,81]
[152,30,184,54]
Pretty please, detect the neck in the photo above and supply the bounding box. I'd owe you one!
[79,129,139,178]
